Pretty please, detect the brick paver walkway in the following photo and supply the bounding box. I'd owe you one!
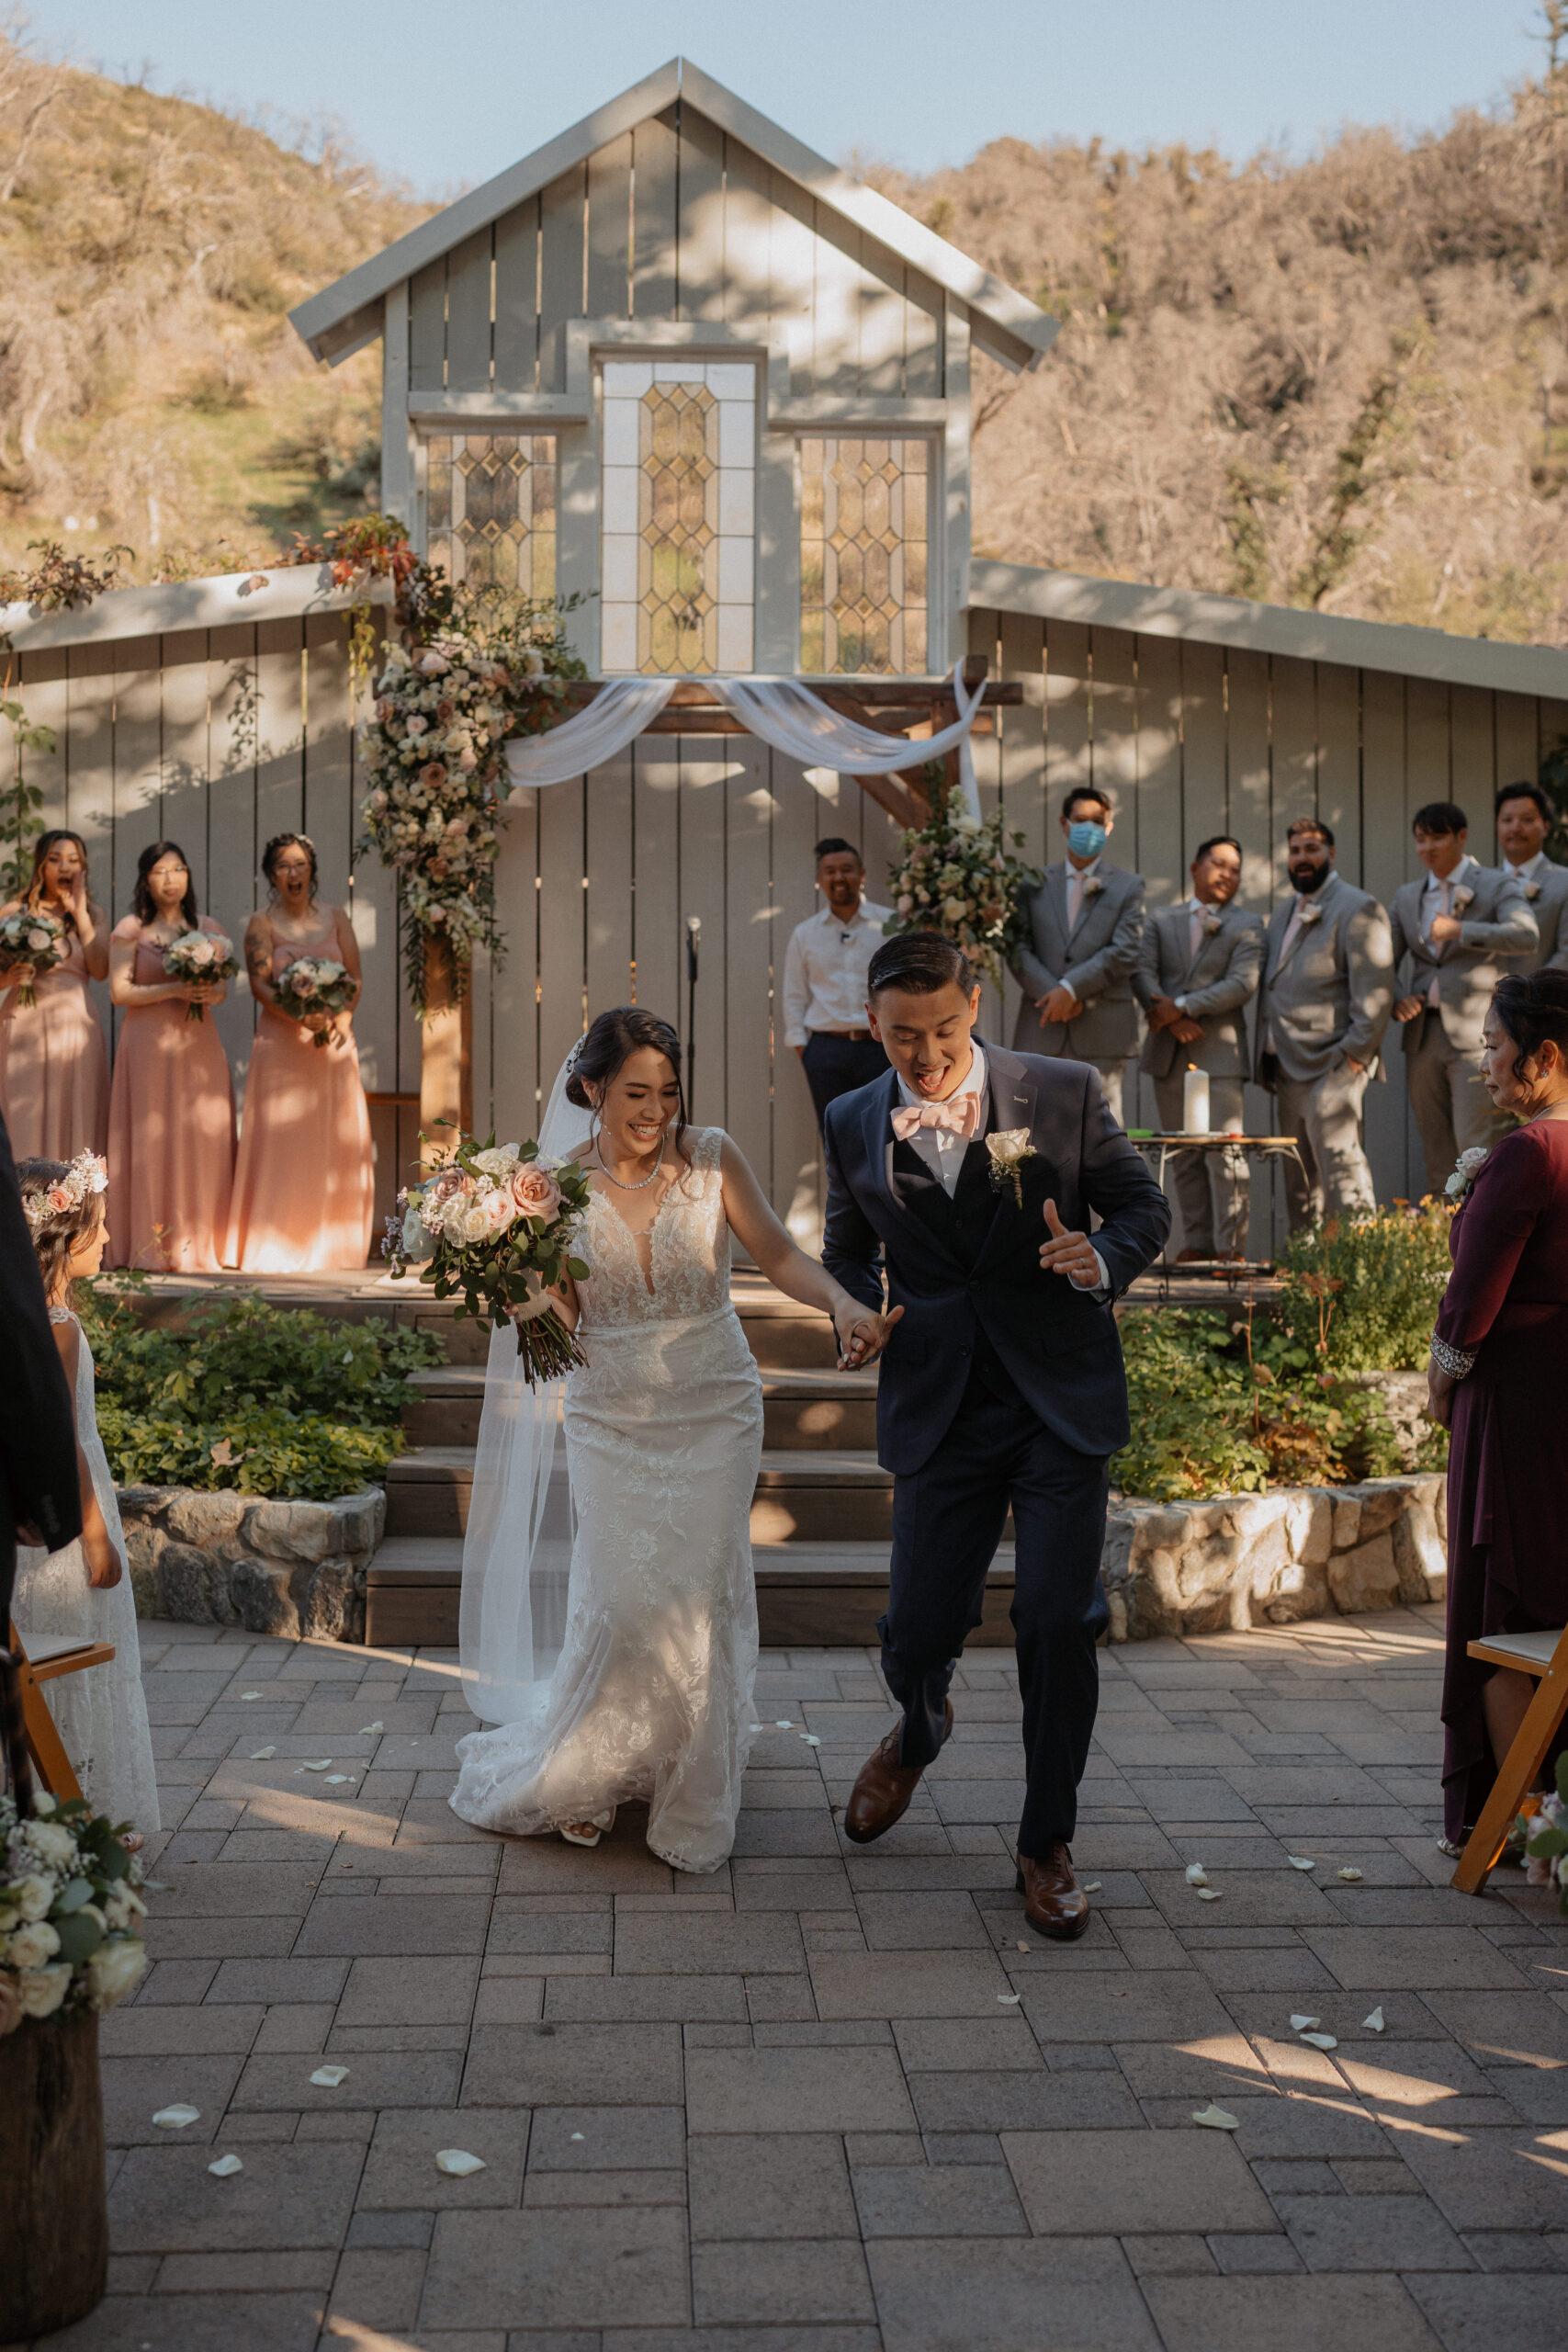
[54,1605,1568,2351]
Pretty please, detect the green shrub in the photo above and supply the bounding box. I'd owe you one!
[1273,1202,1452,1373]
[79,1277,443,1500]
[97,1403,401,1501]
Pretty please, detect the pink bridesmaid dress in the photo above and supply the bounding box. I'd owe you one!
[224,916,374,1272]
[0,923,110,1161]
[107,915,236,1272]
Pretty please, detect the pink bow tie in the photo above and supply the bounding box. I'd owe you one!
[891,1094,982,1143]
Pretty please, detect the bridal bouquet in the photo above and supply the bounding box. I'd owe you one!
[0,906,66,1008]
[162,928,238,1023]
[883,778,1041,991]
[275,955,355,1046]
[384,1133,593,1383]
[0,1790,149,2030]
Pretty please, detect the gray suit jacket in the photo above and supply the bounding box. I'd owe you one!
[1010,861,1145,1065]
[1495,858,1568,973]
[1135,900,1265,1080]
[1388,856,1539,1054]
[1253,871,1394,1086]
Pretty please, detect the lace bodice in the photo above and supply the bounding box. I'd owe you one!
[576,1125,732,1331]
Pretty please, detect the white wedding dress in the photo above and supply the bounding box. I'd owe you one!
[13,1310,161,1836]
[449,1125,763,1872]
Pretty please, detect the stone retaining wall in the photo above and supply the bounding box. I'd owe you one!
[1103,1473,1446,1642]
[118,1487,385,1644]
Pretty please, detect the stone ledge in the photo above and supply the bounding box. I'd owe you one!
[1104,1472,1446,1642]
[118,1486,386,1644]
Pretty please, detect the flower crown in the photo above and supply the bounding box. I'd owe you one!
[24,1149,108,1231]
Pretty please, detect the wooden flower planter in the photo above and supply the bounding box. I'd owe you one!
[0,2007,108,2338]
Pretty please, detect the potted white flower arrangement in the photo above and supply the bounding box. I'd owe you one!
[882,773,1042,990]
[0,1790,150,2340]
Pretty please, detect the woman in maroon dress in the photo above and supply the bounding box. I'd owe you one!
[1429,970,1568,1853]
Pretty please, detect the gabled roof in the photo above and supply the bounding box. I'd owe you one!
[968,560,1568,701]
[289,57,1057,374]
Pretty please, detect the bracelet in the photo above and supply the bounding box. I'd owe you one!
[1429,1336,1476,1381]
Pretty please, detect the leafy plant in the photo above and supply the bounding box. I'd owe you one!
[0,694,56,899]
[1272,1203,1452,1373]
[96,1402,401,1500]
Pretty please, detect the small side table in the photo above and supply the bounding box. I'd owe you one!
[1126,1131,1308,1275]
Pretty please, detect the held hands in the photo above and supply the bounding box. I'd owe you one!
[1393,995,1425,1023]
[1428,913,1463,944]
[1039,1198,1101,1291]
[834,1299,904,1371]
[179,980,224,1006]
[1171,1016,1203,1045]
[1035,986,1078,1026]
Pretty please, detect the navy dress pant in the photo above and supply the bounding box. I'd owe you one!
[877,1372,1110,1859]
[802,1033,888,1132]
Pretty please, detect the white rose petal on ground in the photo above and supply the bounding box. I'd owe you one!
[1191,2105,1239,2131]
[1081,1881,1102,1894]
[208,2154,243,2177]
[1196,1887,1223,1902]
[1184,1863,1208,1886]
[249,1747,276,1760]
[152,2104,200,2130]
[1337,1867,1363,1881]
[298,1761,333,1773]
[1298,2030,1338,2051]
[1016,1941,1031,1953]
[310,2065,350,2087]
[359,1723,385,1736]
[997,1992,1021,2005]
[1363,2007,1386,2033]
[773,1721,794,1729]
[238,1692,262,1702]
[434,2149,486,2177]
[570,2132,585,2142]
[1289,2015,1322,2033]
[799,1735,821,1747]
[1287,1856,1317,1871]
[324,1776,354,1786]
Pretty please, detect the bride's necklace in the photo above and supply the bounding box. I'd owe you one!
[595,1136,663,1192]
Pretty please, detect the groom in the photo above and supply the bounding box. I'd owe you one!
[823,933,1169,1936]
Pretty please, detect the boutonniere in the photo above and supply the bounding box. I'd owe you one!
[1524,879,1541,901]
[1445,1145,1489,1201]
[986,1128,1036,1207]
[1452,886,1474,913]
[1297,902,1325,926]
[1081,875,1106,899]
[1201,911,1224,937]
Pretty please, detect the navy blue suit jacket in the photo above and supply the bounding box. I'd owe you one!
[822,1045,1170,1474]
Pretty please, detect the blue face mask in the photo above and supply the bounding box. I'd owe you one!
[1067,820,1107,859]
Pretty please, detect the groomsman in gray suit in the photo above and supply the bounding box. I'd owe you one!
[1253,817,1394,1230]
[1390,800,1538,1195]
[1495,782,1568,973]
[1010,785,1145,1124]
[1134,835,1264,1261]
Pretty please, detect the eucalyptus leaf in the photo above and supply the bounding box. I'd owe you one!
[53,1877,95,1916]
[52,1910,106,1963]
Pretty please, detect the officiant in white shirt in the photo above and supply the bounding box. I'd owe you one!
[784,838,892,1132]
[1495,782,1568,973]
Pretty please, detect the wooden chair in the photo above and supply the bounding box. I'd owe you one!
[1452,1623,1568,1894]
[7,1623,115,1804]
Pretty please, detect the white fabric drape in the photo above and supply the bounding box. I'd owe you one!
[502,660,985,818]
[503,678,677,791]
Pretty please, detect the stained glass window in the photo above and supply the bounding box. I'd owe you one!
[601,360,755,674]
[425,435,557,597]
[799,437,929,674]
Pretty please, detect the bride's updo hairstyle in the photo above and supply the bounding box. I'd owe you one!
[567,1006,689,1159]
[1493,970,1568,1093]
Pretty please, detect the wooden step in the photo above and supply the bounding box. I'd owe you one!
[383,1446,896,1544]
[363,1535,1018,1652]
[400,1363,878,1451]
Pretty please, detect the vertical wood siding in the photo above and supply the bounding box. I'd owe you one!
[968,605,1565,1248]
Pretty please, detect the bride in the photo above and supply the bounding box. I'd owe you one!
[449,1005,900,1872]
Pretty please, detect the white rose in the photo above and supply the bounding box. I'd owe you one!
[102,1883,147,1930]
[85,1936,147,2012]
[952,810,982,834]
[7,1919,61,1969]
[942,898,967,923]
[17,1963,72,2018]
[400,1206,429,1260]
[23,1821,76,1871]
[10,1875,55,1922]
[471,1145,522,1176]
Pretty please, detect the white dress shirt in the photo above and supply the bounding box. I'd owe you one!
[1506,851,1547,887]
[891,1042,1110,1293]
[782,899,893,1049]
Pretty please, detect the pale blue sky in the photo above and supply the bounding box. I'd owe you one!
[18,0,1549,194]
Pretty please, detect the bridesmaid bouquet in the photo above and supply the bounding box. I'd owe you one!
[275,955,355,1046]
[384,1133,593,1384]
[0,907,66,1008]
[162,929,237,1023]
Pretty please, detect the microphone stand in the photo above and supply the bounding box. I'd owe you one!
[684,915,700,1113]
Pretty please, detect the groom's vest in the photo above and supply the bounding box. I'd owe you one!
[890,1104,1021,1408]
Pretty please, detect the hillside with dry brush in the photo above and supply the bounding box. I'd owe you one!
[5,28,1568,644]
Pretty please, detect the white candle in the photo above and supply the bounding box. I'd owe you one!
[1182,1067,1211,1135]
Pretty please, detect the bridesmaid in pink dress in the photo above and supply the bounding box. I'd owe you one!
[0,830,111,1159]
[107,841,236,1272]
[225,831,374,1272]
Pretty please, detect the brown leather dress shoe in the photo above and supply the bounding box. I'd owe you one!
[842,1700,953,1845]
[1016,1842,1091,1940]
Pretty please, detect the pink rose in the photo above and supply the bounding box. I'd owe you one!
[474,1186,516,1238]
[420,762,446,789]
[423,1166,468,1212]
[45,1185,73,1216]
[512,1164,562,1221]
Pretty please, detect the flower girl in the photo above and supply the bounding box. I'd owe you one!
[12,1152,160,1839]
